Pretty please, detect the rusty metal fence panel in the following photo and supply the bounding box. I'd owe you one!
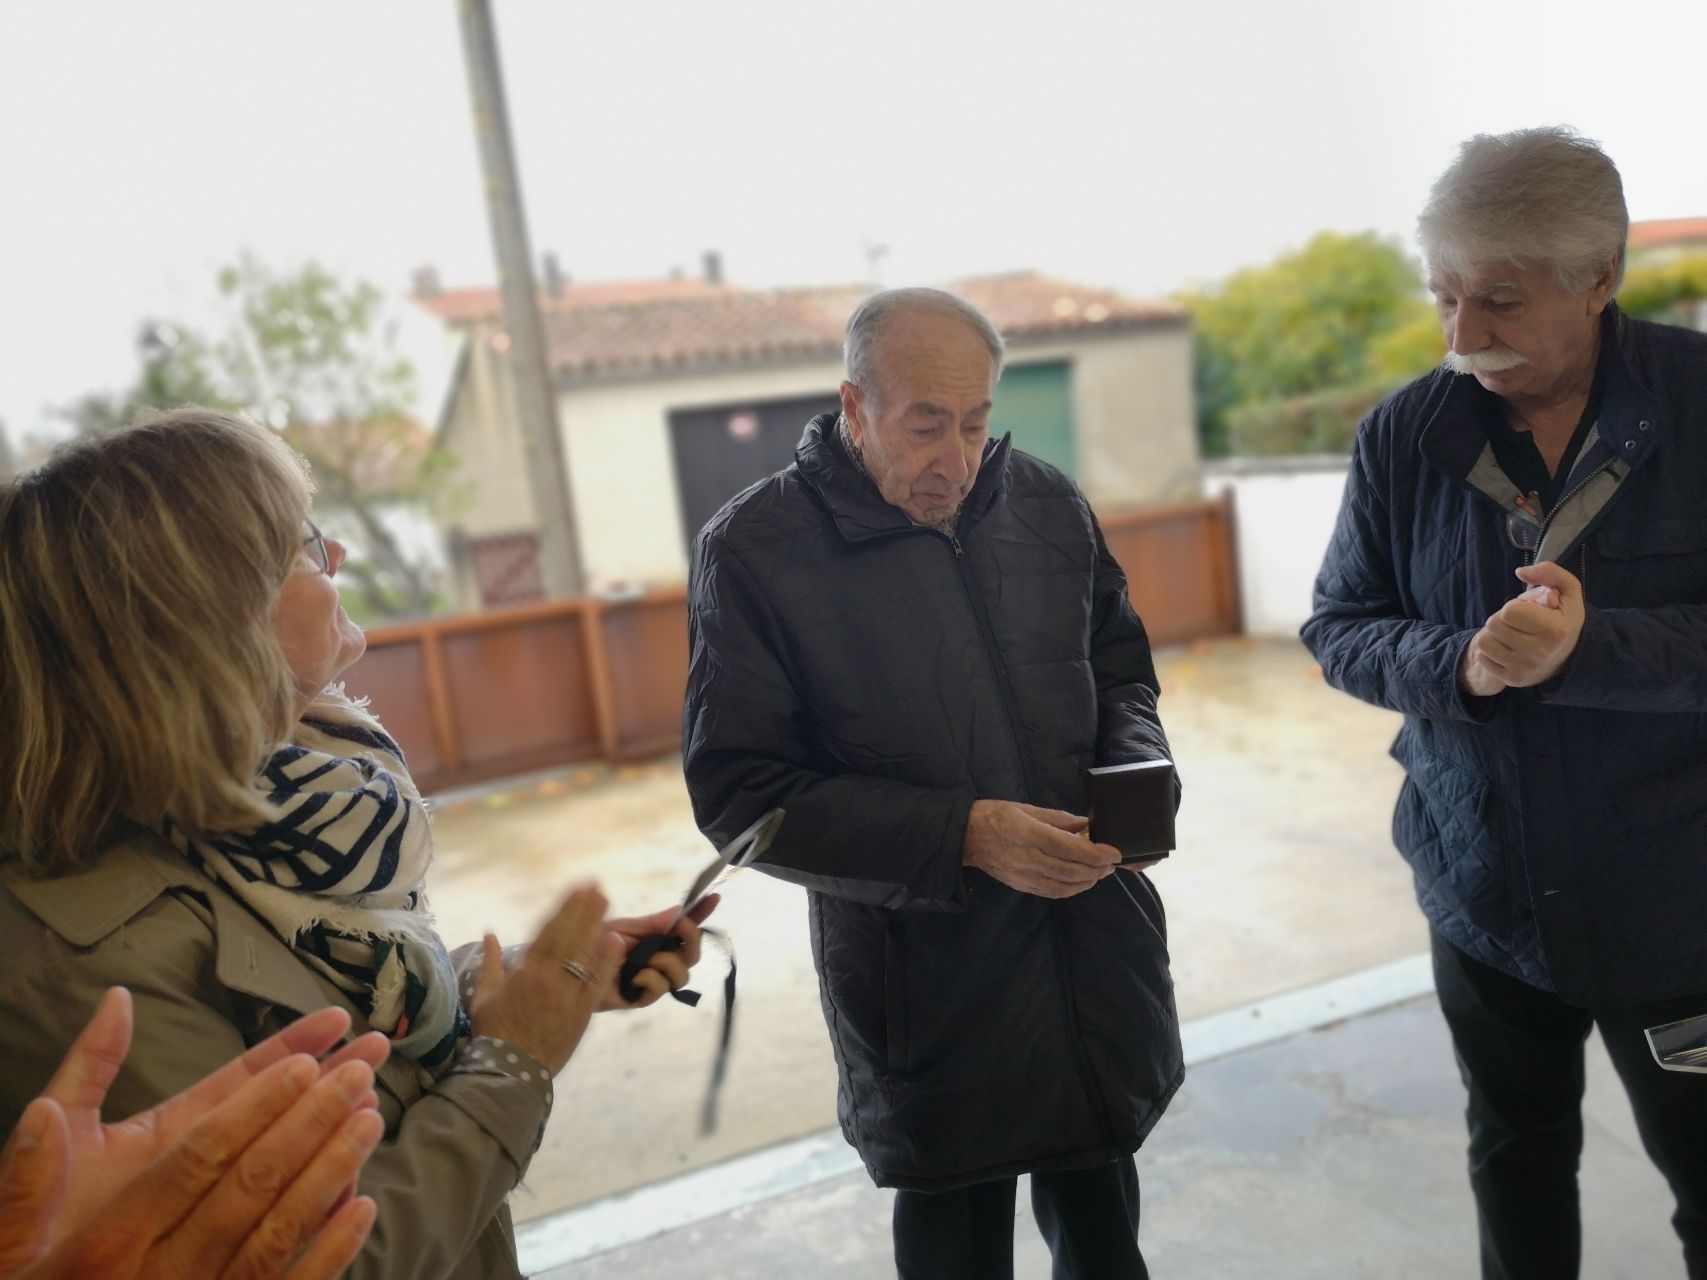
[1100,491,1242,647]
[347,496,1239,793]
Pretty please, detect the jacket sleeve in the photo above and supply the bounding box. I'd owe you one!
[1088,511,1177,791]
[0,893,548,1280]
[1540,601,1707,712]
[1300,414,1497,723]
[682,532,976,911]
[349,1043,549,1280]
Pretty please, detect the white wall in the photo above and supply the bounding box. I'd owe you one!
[1016,326,1199,512]
[559,359,847,590]
[441,335,537,533]
[1203,458,1350,638]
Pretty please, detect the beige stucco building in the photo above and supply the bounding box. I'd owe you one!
[427,272,1196,609]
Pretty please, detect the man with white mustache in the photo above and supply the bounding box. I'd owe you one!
[1305,127,1707,1279]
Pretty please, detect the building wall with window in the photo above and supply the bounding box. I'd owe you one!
[439,322,1195,608]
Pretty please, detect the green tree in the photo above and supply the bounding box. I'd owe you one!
[57,321,225,436]
[1180,230,1444,455]
[1617,253,1707,327]
[58,255,457,621]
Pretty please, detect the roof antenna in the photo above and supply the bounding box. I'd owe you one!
[862,238,889,287]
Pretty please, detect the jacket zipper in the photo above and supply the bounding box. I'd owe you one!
[945,529,1120,1150]
[946,532,1039,816]
[1525,461,1613,568]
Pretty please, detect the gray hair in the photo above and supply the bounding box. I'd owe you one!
[843,287,1005,408]
[1418,126,1628,294]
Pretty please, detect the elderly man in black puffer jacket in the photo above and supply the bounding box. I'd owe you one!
[683,287,1181,1279]
[1305,127,1707,1280]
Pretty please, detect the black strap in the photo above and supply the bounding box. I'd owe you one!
[698,927,736,1136]
[616,927,737,1135]
[618,934,697,1005]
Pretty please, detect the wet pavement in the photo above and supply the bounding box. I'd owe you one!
[535,993,1683,1279]
[421,638,1433,1220]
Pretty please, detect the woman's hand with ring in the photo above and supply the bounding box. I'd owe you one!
[559,958,592,983]
[468,883,623,1075]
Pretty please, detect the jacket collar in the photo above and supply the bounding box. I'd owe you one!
[1418,303,1664,484]
[8,828,357,1023]
[1414,304,1666,564]
[794,412,1013,543]
[7,829,429,1102]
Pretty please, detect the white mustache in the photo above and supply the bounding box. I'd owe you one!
[1445,348,1529,375]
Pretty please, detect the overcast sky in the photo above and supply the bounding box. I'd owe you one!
[3,0,1704,437]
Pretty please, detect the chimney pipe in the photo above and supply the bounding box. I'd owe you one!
[702,250,724,286]
[541,250,566,300]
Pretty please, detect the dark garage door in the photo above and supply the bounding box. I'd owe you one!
[670,393,842,548]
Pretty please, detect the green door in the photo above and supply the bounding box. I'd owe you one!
[992,360,1075,476]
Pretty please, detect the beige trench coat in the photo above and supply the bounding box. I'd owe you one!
[0,826,554,1279]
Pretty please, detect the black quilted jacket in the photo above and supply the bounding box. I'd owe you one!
[1304,307,1707,1008]
[683,415,1183,1191]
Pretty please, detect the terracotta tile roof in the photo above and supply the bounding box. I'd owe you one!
[527,272,1186,379]
[416,277,736,324]
[1628,218,1707,250]
[540,284,860,378]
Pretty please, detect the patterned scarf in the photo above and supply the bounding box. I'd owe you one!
[162,700,468,1076]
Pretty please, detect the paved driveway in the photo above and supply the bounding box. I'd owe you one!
[423,638,1426,1220]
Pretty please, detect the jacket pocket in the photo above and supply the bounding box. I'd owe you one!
[1392,733,1489,818]
[1592,515,1707,606]
[883,917,909,1072]
[1390,730,1496,878]
[1616,749,1707,831]
[1123,869,1168,946]
[1599,517,1707,559]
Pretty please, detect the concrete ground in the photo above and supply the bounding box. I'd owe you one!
[538,995,1686,1280]
[424,637,1432,1221]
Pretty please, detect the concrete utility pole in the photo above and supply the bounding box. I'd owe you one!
[456,0,585,598]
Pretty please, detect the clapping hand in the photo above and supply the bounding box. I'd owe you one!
[0,987,388,1279]
[469,884,624,1076]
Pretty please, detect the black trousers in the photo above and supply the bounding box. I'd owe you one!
[1432,930,1707,1279]
[892,1156,1146,1280]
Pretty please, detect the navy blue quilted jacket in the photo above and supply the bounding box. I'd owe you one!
[1303,307,1707,1007]
[683,415,1182,1191]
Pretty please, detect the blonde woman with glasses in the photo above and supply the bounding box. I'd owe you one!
[0,408,711,1280]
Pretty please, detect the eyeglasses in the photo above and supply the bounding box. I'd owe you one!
[1505,492,1544,552]
[301,519,330,575]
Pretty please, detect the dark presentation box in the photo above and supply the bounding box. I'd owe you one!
[1086,759,1177,863]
